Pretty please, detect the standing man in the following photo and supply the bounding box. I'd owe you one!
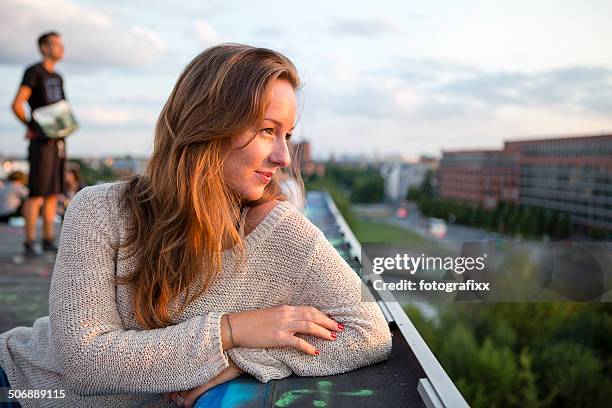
[11,31,67,257]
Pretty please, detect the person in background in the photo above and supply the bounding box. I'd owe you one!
[11,31,67,257]
[0,171,29,223]
[58,163,85,218]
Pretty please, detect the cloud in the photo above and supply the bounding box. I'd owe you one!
[0,0,166,66]
[112,92,166,106]
[390,57,480,84]
[76,105,158,127]
[330,17,399,37]
[332,63,359,83]
[194,20,221,47]
[306,56,612,124]
[77,106,130,125]
[252,26,285,39]
[393,88,423,113]
[440,65,612,114]
[306,83,422,119]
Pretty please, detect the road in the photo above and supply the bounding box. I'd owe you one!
[353,201,508,252]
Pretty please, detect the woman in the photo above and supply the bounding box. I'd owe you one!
[0,171,28,223]
[0,44,392,408]
[58,163,85,219]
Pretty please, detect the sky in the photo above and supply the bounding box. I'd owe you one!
[1,0,611,160]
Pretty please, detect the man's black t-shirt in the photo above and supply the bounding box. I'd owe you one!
[20,63,67,197]
[21,63,65,112]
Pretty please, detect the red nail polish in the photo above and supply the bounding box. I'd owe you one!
[338,323,344,330]
[314,349,320,355]
[331,332,337,339]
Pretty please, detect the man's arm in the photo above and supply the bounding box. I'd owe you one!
[11,85,32,127]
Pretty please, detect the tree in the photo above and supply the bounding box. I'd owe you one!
[552,212,573,239]
[350,173,384,203]
[404,302,612,407]
[420,169,434,198]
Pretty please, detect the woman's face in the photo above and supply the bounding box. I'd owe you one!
[65,170,76,185]
[223,79,296,202]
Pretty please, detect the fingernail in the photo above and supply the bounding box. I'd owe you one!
[314,349,320,355]
[338,323,344,330]
[331,332,337,339]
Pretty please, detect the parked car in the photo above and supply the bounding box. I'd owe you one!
[428,217,447,240]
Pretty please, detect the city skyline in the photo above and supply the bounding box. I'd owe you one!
[1,0,612,159]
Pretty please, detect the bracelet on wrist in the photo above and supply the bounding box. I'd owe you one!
[226,313,236,348]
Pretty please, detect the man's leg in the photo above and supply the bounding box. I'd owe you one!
[41,194,59,252]
[22,195,44,257]
[42,194,58,241]
[23,196,44,242]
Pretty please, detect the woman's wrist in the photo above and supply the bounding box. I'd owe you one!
[221,313,236,350]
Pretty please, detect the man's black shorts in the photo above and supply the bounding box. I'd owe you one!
[27,138,66,198]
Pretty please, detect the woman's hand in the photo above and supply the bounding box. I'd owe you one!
[162,359,245,407]
[227,305,344,355]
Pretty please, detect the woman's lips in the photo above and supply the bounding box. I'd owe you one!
[255,171,272,184]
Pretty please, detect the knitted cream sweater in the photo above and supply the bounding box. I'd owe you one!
[0,182,392,407]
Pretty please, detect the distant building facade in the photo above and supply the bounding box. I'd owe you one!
[437,134,612,231]
[109,157,148,177]
[505,134,612,232]
[382,159,438,203]
[437,150,518,209]
[294,140,327,178]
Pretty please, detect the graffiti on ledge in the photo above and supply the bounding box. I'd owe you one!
[275,380,374,407]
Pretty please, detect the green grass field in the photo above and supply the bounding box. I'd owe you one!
[350,217,453,258]
[351,218,427,244]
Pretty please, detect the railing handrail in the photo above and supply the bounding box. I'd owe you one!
[321,191,469,408]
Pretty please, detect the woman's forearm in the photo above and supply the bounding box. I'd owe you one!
[227,233,392,382]
[227,300,391,382]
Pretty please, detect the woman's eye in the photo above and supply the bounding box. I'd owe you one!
[261,128,274,135]
[285,133,293,141]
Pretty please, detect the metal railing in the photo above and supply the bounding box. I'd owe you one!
[321,191,469,408]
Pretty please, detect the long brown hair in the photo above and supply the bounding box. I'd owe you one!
[116,44,303,329]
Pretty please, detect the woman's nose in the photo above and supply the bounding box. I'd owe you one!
[269,138,291,168]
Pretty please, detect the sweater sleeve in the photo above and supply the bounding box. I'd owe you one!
[227,230,392,383]
[48,186,230,396]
